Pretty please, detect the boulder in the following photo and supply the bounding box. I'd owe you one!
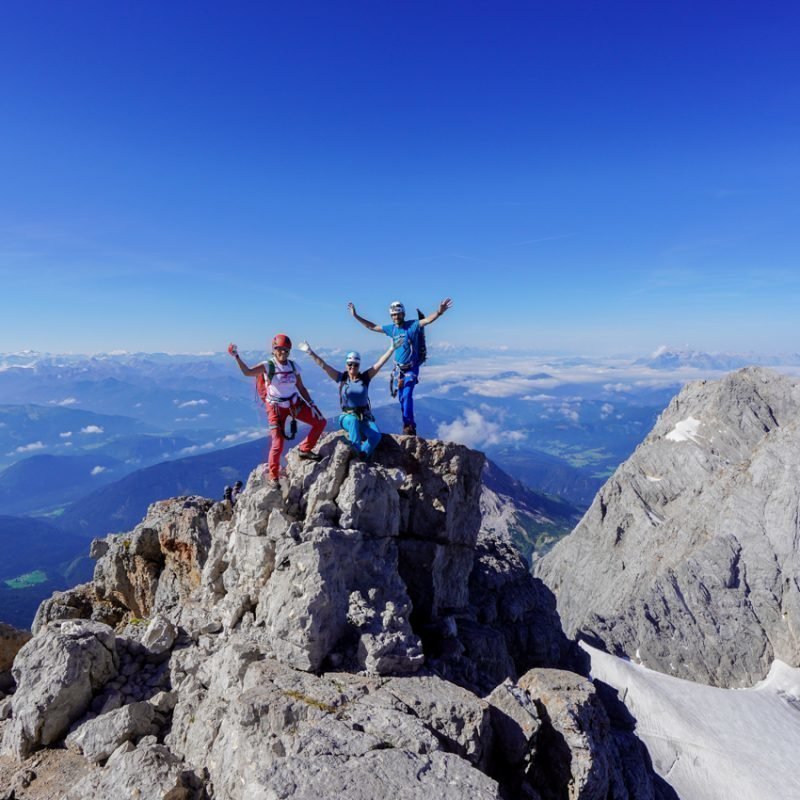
[1,620,118,759]
[63,739,203,799]
[65,701,157,763]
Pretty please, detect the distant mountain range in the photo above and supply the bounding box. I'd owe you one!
[634,347,800,371]
[0,515,94,630]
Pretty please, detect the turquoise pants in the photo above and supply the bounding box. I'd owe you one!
[339,412,382,457]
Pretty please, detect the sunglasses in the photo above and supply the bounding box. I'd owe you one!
[274,347,290,354]
[346,361,360,367]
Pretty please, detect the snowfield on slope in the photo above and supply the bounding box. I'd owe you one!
[664,416,703,443]
[582,643,800,800]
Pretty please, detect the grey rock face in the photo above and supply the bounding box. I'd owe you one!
[538,367,800,687]
[1,620,118,759]
[520,669,615,800]
[65,701,157,763]
[63,739,203,799]
[6,432,662,799]
[167,645,499,800]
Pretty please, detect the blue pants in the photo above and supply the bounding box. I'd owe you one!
[339,412,382,457]
[398,369,418,427]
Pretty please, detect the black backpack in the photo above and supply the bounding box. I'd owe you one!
[416,309,427,365]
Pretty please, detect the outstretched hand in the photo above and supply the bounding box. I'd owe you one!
[347,302,356,316]
[438,298,453,315]
[297,341,311,353]
[227,343,238,357]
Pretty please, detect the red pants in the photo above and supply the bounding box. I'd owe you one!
[267,401,326,479]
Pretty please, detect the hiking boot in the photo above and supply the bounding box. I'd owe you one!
[297,449,322,462]
[269,478,281,489]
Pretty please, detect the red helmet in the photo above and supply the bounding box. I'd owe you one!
[272,334,292,350]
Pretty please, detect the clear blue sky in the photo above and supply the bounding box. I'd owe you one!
[1,1,798,355]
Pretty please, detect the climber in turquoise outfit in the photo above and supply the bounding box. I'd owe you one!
[298,338,402,459]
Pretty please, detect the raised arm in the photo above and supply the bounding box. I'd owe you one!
[364,337,404,381]
[227,343,266,377]
[419,297,453,328]
[298,341,340,382]
[348,301,383,333]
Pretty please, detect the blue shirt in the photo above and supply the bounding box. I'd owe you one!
[381,320,420,367]
[336,372,371,409]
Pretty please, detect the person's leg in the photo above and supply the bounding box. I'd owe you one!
[360,419,382,457]
[399,370,418,432]
[295,403,327,452]
[338,413,361,449]
[267,404,286,480]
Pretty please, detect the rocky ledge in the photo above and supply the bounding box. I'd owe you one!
[0,433,661,799]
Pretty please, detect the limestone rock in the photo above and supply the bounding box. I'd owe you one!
[65,701,157,763]
[256,526,422,674]
[141,614,177,659]
[9,432,665,798]
[63,739,203,799]
[520,669,615,800]
[31,583,122,635]
[538,367,800,687]
[167,648,499,800]
[2,620,118,759]
[487,678,540,766]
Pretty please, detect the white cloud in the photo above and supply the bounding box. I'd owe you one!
[560,407,579,423]
[176,399,208,408]
[64,441,73,447]
[177,443,215,456]
[90,466,106,476]
[12,441,45,454]
[603,383,629,393]
[436,409,527,449]
[80,425,104,434]
[60,431,72,438]
[50,397,78,406]
[600,403,615,419]
[196,413,210,418]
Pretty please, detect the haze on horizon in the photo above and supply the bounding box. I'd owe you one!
[1,2,798,356]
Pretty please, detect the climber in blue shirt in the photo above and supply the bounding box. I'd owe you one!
[348,298,453,435]
[299,338,402,459]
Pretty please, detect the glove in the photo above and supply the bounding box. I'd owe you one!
[227,343,238,357]
[297,340,310,353]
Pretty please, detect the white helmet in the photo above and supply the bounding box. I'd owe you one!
[345,351,361,365]
[389,301,405,315]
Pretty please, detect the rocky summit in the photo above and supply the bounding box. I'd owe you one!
[538,366,800,688]
[0,432,664,799]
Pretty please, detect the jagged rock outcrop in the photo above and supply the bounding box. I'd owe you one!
[3,621,118,759]
[0,432,663,799]
[538,367,800,687]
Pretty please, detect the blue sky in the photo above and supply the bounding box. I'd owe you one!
[1,1,799,355]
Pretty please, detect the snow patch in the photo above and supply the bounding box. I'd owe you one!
[582,643,800,800]
[90,466,106,476]
[665,416,703,443]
